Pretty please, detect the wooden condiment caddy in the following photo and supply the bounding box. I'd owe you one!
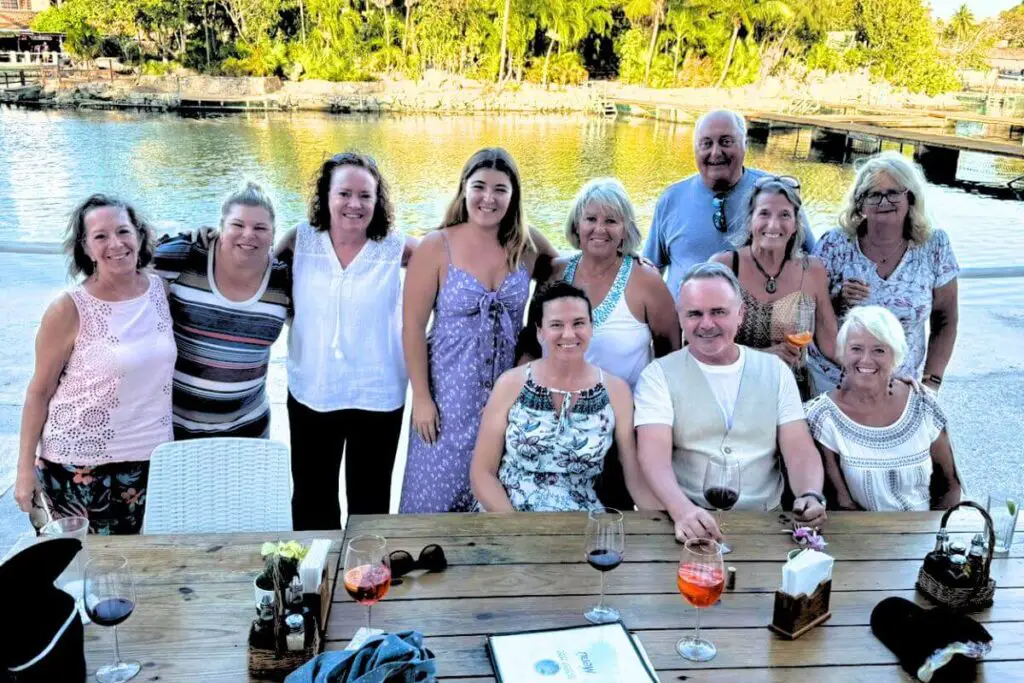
[768,578,832,640]
[246,570,330,680]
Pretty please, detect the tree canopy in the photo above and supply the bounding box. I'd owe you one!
[31,0,975,94]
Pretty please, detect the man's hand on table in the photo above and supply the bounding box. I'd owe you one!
[673,507,723,543]
[792,495,828,528]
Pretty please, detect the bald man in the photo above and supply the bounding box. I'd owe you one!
[643,109,816,297]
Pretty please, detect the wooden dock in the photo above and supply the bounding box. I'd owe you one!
[745,112,1024,159]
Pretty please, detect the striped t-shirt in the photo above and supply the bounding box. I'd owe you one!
[154,234,290,440]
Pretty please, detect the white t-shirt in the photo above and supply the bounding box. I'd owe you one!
[634,347,805,428]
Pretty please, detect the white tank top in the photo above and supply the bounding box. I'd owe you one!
[287,223,407,412]
[564,255,653,388]
[41,273,175,465]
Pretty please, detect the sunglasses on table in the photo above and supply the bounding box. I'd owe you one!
[388,544,448,580]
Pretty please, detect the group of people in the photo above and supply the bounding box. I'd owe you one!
[15,108,962,539]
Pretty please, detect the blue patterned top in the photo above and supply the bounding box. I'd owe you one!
[496,365,615,512]
[563,253,633,328]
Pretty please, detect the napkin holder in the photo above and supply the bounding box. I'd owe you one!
[1,537,86,681]
[769,579,833,640]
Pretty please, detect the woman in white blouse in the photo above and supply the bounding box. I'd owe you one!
[276,153,417,529]
[804,306,960,511]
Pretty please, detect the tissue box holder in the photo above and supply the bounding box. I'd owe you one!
[768,579,832,640]
[246,574,329,681]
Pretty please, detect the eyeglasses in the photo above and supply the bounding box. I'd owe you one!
[754,175,801,189]
[862,189,908,206]
[388,544,448,579]
[711,194,728,232]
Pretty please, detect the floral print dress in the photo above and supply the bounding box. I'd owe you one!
[496,365,615,512]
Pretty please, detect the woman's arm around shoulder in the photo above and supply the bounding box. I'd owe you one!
[274,226,298,262]
[633,259,681,357]
[401,233,421,268]
[15,294,79,512]
[604,373,663,510]
[470,366,529,512]
[527,227,559,282]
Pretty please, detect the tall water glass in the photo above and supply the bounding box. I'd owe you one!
[41,516,90,618]
[987,493,1019,557]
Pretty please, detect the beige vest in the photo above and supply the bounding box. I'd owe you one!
[657,347,784,511]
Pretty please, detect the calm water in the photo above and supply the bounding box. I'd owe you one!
[1,107,1023,269]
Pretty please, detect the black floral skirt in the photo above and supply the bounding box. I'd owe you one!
[35,459,150,535]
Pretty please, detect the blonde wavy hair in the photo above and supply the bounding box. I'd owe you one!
[442,147,534,271]
[838,151,934,246]
[564,178,642,257]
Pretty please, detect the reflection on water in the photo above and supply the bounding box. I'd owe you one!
[1,108,1022,268]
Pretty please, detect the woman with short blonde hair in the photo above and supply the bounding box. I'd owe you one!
[809,152,959,394]
[805,306,960,511]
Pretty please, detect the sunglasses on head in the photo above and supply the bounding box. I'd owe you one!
[753,174,801,190]
[388,544,448,578]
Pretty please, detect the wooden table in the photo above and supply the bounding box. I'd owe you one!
[81,512,1023,681]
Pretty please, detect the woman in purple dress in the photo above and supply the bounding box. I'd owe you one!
[400,148,558,512]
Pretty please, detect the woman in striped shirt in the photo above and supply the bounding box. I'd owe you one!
[154,182,290,440]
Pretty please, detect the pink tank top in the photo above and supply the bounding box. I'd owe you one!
[41,273,176,465]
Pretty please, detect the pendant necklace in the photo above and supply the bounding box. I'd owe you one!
[750,250,789,294]
[866,239,907,265]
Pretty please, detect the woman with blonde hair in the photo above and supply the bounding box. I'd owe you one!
[524,177,679,508]
[809,152,959,393]
[154,181,290,440]
[710,175,837,399]
[805,306,960,511]
[16,195,174,534]
[401,147,558,512]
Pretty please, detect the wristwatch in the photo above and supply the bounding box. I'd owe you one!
[796,490,826,506]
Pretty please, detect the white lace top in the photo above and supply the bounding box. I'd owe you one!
[287,223,407,412]
[804,386,947,511]
[40,273,175,465]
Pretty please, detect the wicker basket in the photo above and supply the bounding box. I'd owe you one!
[916,501,996,612]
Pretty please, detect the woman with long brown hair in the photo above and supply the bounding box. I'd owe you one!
[400,147,558,512]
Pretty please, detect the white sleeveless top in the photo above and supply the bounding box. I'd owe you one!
[287,223,407,412]
[563,254,652,388]
[41,273,175,465]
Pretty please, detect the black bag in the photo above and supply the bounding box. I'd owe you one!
[0,537,86,682]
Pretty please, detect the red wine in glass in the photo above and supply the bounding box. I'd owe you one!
[702,457,741,554]
[704,487,739,512]
[87,597,135,627]
[586,549,623,572]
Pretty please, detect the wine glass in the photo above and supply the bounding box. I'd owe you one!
[702,456,740,554]
[784,297,816,361]
[83,555,140,683]
[343,535,391,634]
[583,507,625,624]
[676,538,725,662]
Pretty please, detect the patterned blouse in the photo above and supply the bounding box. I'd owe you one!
[496,365,615,512]
[805,386,948,511]
[808,228,959,390]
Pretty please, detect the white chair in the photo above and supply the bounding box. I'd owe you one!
[142,437,292,534]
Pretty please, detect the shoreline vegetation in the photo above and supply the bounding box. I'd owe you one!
[12,0,1024,115]
[0,69,1003,115]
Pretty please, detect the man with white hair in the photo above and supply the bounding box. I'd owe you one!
[643,109,816,297]
[635,262,827,542]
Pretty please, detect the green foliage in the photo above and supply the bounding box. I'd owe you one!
[998,3,1024,48]
[140,59,183,75]
[28,0,968,95]
[855,0,959,95]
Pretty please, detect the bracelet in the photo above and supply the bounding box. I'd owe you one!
[797,491,826,506]
[923,374,943,386]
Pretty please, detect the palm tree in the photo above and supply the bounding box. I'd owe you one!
[402,0,419,55]
[497,0,512,81]
[713,0,794,88]
[535,0,612,86]
[947,4,975,44]
[624,0,667,87]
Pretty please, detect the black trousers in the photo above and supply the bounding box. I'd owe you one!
[594,441,636,512]
[287,393,404,530]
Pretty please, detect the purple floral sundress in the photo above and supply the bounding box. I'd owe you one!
[399,248,529,513]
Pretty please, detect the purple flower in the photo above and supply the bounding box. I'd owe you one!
[793,526,828,551]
